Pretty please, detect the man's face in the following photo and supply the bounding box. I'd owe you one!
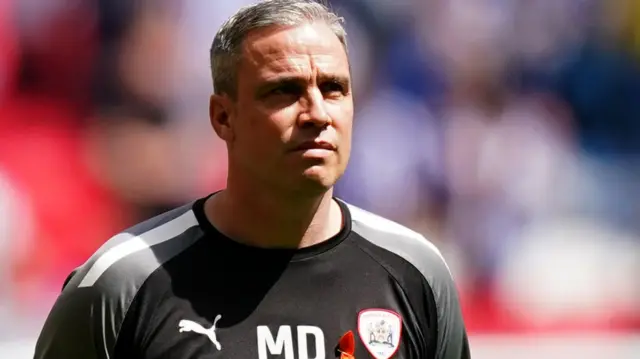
[224,23,353,194]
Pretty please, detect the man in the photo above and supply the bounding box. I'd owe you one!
[34,1,470,358]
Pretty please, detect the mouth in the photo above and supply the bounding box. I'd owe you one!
[292,140,336,152]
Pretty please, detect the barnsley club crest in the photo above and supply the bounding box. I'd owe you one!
[357,309,402,359]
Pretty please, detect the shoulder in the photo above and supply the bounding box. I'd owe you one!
[343,200,470,359]
[344,200,452,284]
[65,201,203,294]
[35,202,206,358]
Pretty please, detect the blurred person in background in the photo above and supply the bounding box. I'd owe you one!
[499,0,640,330]
[0,170,35,338]
[415,0,580,329]
[0,0,129,317]
[555,0,640,232]
[88,0,187,217]
[0,0,190,320]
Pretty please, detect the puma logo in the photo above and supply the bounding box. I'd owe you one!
[178,314,222,350]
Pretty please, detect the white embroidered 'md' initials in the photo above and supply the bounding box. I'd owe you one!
[257,325,325,359]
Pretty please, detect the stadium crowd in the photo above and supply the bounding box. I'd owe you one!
[0,0,639,343]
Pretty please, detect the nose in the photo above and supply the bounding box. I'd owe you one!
[298,88,331,128]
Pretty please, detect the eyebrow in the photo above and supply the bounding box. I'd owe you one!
[320,74,351,89]
[255,74,351,97]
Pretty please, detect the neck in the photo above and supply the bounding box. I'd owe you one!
[204,173,342,249]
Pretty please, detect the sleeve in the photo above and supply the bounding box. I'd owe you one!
[431,258,471,359]
[33,270,121,359]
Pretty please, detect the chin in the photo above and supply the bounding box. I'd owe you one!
[298,168,340,192]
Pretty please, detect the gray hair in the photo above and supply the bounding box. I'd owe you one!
[210,0,348,98]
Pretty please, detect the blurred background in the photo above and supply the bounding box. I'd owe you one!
[0,0,639,357]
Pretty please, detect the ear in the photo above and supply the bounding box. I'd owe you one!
[209,94,235,142]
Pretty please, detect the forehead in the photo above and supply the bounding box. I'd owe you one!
[239,23,350,81]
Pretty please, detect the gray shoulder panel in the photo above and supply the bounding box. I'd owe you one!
[73,202,196,271]
[34,204,205,359]
[346,202,470,359]
[347,202,452,283]
[75,207,199,288]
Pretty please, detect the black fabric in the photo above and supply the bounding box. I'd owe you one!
[35,197,470,359]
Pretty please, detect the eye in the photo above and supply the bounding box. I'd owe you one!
[319,81,346,97]
[270,83,303,96]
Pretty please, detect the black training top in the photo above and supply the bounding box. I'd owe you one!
[34,197,470,359]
